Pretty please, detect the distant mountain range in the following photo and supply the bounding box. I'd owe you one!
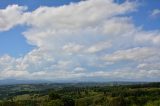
[0,79,149,85]
[0,79,50,85]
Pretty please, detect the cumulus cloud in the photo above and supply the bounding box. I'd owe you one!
[135,31,160,45]
[0,5,27,31]
[62,43,84,54]
[0,0,160,81]
[86,41,112,53]
[137,63,160,71]
[103,47,159,62]
[88,69,160,81]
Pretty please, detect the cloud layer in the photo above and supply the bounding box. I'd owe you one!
[0,0,160,81]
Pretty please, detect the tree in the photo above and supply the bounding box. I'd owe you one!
[49,92,61,100]
[62,96,75,106]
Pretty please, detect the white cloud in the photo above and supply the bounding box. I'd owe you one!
[137,63,160,70]
[86,41,112,53]
[103,47,159,62]
[151,9,160,17]
[22,0,136,49]
[135,31,160,45]
[73,67,86,73]
[62,43,84,54]
[0,0,160,81]
[0,5,27,31]
[62,41,112,54]
[101,17,136,36]
[25,0,136,29]
[88,69,160,81]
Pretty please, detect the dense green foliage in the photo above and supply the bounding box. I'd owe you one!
[0,82,160,106]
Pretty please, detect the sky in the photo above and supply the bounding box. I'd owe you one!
[0,0,160,82]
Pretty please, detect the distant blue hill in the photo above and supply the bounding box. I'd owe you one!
[0,79,50,85]
[0,79,149,86]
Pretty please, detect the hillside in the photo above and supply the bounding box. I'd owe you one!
[0,82,160,106]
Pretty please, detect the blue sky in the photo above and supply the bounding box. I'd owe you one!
[0,0,80,10]
[0,0,160,81]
